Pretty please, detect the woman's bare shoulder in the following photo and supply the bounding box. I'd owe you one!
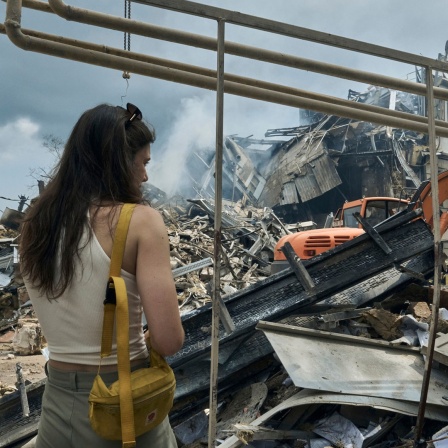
[132,203,163,219]
[131,204,166,232]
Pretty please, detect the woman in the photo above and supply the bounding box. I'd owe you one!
[20,103,184,447]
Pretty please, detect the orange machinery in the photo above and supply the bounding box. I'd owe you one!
[272,171,448,274]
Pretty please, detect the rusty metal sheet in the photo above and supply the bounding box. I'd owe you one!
[258,321,448,406]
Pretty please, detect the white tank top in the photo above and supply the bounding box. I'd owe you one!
[25,225,148,365]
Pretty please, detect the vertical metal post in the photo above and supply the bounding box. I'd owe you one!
[15,363,30,417]
[208,18,225,448]
[414,66,442,444]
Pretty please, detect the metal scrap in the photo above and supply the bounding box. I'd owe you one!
[151,197,290,313]
[257,320,448,405]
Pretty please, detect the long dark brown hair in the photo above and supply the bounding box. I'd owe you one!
[20,103,155,298]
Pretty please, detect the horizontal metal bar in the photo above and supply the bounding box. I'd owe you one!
[133,0,448,73]
[2,23,447,134]
[257,320,421,351]
[172,257,213,278]
[4,16,448,138]
[20,0,448,102]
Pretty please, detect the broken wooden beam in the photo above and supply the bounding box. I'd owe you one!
[280,241,315,294]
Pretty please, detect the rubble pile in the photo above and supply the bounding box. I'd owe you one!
[1,196,448,447]
[184,286,448,448]
[156,197,294,313]
[0,196,293,325]
[2,66,448,445]
[0,225,21,324]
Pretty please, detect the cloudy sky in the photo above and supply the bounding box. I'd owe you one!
[0,0,447,214]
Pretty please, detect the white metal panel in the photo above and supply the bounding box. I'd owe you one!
[0,271,11,287]
[258,321,448,405]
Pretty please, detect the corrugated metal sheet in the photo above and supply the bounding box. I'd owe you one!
[280,181,298,204]
[256,169,284,208]
[256,136,341,206]
[294,155,341,202]
[312,155,342,195]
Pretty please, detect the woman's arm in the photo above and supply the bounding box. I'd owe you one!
[134,205,184,357]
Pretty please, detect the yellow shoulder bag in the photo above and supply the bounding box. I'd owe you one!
[88,203,176,448]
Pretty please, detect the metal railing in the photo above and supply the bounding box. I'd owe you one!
[3,0,448,445]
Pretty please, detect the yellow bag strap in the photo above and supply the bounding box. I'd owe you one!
[100,203,136,356]
[100,203,137,448]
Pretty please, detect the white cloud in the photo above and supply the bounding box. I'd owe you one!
[0,117,56,213]
[0,117,41,162]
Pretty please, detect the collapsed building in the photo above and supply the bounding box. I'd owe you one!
[179,57,448,231]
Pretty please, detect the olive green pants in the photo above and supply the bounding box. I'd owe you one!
[36,363,178,448]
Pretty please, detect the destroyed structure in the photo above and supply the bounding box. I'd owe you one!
[181,59,448,234]
[3,185,448,447]
[2,60,448,447]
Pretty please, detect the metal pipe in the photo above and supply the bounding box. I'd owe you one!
[209,20,225,447]
[20,0,448,102]
[3,22,448,135]
[12,0,52,12]
[134,0,448,73]
[3,24,448,136]
[413,68,442,445]
[5,9,448,138]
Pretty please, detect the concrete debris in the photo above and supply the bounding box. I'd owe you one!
[12,320,44,356]
[360,308,403,341]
